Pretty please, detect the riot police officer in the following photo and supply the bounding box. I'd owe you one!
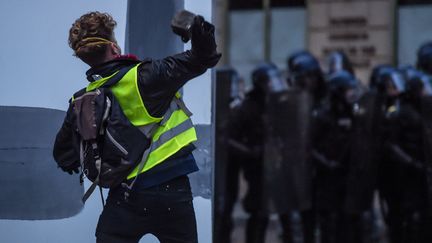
[287,51,328,243]
[368,65,406,243]
[417,42,432,75]
[383,67,432,243]
[228,63,288,243]
[288,51,327,107]
[310,71,362,243]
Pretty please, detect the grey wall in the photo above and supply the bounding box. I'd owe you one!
[398,5,432,66]
[0,107,83,220]
[229,8,306,86]
[126,0,184,59]
[0,0,127,112]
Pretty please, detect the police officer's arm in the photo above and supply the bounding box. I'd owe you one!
[309,109,340,169]
[137,16,221,105]
[384,111,423,170]
[227,104,253,156]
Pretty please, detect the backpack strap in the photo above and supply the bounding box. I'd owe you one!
[71,88,87,103]
[82,141,103,204]
[81,96,113,204]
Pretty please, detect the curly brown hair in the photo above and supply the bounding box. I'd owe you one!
[68,11,118,65]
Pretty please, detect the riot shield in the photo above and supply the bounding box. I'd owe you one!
[262,89,313,213]
[421,96,432,209]
[213,68,241,243]
[344,92,379,214]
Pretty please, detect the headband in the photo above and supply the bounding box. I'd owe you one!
[76,37,113,52]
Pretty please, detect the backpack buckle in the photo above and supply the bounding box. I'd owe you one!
[79,173,84,185]
[124,191,130,202]
[121,182,132,202]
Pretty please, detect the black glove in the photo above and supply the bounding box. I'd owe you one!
[191,15,218,57]
[59,162,80,175]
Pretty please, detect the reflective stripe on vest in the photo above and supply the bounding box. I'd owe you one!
[85,64,197,179]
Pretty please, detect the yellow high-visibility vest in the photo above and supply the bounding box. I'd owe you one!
[86,64,197,179]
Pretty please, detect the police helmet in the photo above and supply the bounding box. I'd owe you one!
[327,51,355,76]
[327,70,360,103]
[251,62,286,93]
[417,42,432,74]
[370,65,405,96]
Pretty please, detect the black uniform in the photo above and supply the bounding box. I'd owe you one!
[310,71,361,243]
[382,68,432,243]
[287,51,327,243]
[226,64,275,243]
[370,66,406,243]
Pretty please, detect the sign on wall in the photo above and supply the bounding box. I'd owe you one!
[307,0,396,83]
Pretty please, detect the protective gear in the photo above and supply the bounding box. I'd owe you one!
[370,66,405,97]
[85,64,197,180]
[382,68,432,242]
[344,92,378,214]
[262,89,313,213]
[420,78,432,216]
[220,64,300,243]
[288,51,321,87]
[327,70,361,106]
[245,214,269,243]
[213,68,245,243]
[288,51,321,81]
[326,51,355,76]
[228,88,267,243]
[370,65,392,90]
[399,67,432,113]
[311,70,367,243]
[405,71,432,97]
[287,51,327,104]
[417,42,432,74]
[251,62,286,93]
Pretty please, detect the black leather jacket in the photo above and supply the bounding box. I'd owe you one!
[54,33,220,172]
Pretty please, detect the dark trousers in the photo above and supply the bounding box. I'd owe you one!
[96,175,198,243]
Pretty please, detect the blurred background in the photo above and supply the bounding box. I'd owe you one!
[213,0,431,86]
[212,0,432,243]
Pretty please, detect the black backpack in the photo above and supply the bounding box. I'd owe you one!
[71,66,156,203]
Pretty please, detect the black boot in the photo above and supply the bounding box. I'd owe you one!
[246,214,269,243]
[319,212,341,243]
[301,210,316,243]
[280,212,304,243]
